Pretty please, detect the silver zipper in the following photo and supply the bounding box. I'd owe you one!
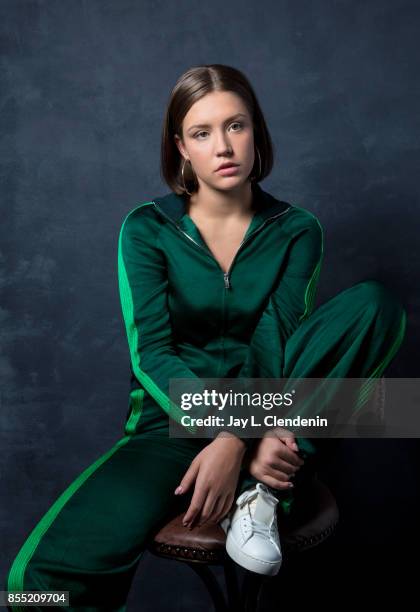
[222,208,291,289]
[152,201,291,289]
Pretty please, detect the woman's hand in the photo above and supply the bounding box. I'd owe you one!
[248,428,305,490]
[174,433,246,529]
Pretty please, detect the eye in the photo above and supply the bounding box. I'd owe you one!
[193,122,244,139]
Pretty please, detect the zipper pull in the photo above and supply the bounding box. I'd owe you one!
[224,272,230,289]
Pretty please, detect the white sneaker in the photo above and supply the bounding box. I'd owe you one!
[221,483,282,575]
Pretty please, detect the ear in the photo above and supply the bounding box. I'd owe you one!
[174,133,188,161]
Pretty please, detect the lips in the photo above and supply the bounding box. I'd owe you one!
[216,163,239,171]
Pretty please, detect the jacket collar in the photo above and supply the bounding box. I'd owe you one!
[152,182,291,231]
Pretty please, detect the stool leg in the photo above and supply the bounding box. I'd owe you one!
[223,558,241,612]
[185,562,229,612]
[240,570,266,612]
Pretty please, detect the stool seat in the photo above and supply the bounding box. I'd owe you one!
[148,477,339,561]
[152,512,227,563]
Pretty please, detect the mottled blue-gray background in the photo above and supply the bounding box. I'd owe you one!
[1,0,419,608]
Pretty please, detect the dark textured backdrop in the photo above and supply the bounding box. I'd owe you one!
[1,0,419,608]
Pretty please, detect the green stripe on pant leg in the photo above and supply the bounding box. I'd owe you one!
[6,434,135,612]
[353,308,407,414]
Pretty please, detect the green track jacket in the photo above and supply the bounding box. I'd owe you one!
[118,182,324,444]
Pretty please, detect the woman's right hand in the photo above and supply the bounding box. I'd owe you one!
[248,428,305,490]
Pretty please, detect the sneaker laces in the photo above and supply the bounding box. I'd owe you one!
[236,484,279,539]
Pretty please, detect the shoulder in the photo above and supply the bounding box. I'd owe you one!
[278,204,324,261]
[285,204,323,241]
[287,203,322,227]
[263,186,322,237]
[118,200,162,242]
[120,200,157,227]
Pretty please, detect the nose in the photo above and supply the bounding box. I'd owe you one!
[214,129,233,155]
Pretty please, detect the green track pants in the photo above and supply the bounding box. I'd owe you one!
[5,280,407,611]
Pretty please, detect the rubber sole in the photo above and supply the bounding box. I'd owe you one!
[225,531,282,576]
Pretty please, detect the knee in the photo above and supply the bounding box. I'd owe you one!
[355,280,403,310]
[355,280,406,327]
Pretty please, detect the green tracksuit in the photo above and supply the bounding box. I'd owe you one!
[5,183,407,611]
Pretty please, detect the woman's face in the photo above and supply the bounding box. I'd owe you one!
[174,90,255,193]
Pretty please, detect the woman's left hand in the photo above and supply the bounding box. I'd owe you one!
[175,433,246,529]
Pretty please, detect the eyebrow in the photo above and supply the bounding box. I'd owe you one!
[187,113,247,133]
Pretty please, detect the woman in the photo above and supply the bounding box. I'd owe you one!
[6,64,407,609]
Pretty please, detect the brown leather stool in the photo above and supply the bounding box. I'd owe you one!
[147,378,385,611]
[146,476,339,612]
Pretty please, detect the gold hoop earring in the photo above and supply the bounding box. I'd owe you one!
[181,158,194,196]
[250,146,262,182]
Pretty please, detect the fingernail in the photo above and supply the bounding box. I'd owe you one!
[288,482,294,488]
[293,443,299,451]
[174,486,183,495]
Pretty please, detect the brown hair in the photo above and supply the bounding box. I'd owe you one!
[160,64,274,195]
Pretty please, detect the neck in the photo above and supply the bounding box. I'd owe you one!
[186,181,254,221]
